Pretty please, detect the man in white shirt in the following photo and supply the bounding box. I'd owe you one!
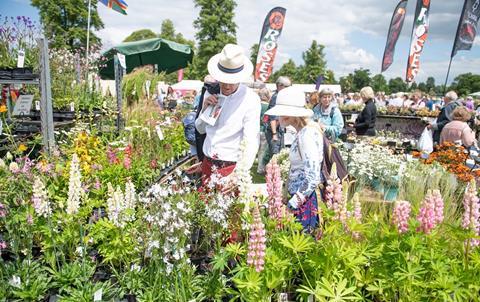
[195,44,261,186]
[389,92,405,107]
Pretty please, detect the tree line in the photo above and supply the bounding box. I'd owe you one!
[31,0,480,95]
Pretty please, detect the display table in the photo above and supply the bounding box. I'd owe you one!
[342,112,431,138]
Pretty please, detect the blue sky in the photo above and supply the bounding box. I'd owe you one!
[2,0,480,84]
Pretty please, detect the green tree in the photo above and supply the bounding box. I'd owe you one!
[426,77,435,92]
[449,73,480,96]
[270,59,300,83]
[298,40,327,84]
[388,77,408,93]
[193,0,237,78]
[371,74,389,94]
[324,70,337,84]
[351,69,371,91]
[417,82,427,92]
[339,74,354,93]
[250,43,259,67]
[31,0,104,50]
[160,19,176,40]
[123,29,157,42]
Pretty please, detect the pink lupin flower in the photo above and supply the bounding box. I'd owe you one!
[266,160,284,228]
[0,241,7,249]
[325,173,346,223]
[417,190,442,234]
[392,200,411,234]
[123,145,133,170]
[431,190,444,225]
[106,147,119,164]
[462,181,480,248]
[247,206,266,272]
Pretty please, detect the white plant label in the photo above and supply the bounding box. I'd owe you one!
[70,102,75,112]
[0,119,3,135]
[155,125,164,140]
[93,288,102,301]
[12,95,33,116]
[35,101,40,110]
[17,50,25,68]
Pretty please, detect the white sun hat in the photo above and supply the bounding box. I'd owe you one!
[265,87,313,117]
[207,44,253,84]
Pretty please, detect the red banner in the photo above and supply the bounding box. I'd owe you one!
[382,0,408,73]
[254,7,287,82]
[406,0,431,83]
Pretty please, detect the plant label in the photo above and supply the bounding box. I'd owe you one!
[17,50,25,68]
[93,288,102,301]
[35,101,40,110]
[155,125,164,140]
[12,95,33,116]
[117,53,126,69]
[0,119,3,135]
[70,102,75,112]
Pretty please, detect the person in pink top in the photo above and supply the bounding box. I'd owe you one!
[440,106,476,147]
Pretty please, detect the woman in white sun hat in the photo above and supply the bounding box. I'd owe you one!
[265,87,324,232]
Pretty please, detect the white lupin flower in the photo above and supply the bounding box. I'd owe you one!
[235,139,253,212]
[32,177,51,218]
[66,154,82,215]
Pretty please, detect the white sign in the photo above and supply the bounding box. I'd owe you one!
[12,95,34,116]
[17,50,25,68]
[35,101,40,111]
[0,119,3,135]
[155,125,164,140]
[70,102,75,112]
[199,95,225,126]
[117,53,126,69]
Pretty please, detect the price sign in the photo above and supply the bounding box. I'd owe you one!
[12,95,34,116]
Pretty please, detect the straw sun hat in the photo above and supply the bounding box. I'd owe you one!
[207,44,253,84]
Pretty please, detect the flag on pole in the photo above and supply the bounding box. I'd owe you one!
[381,0,408,72]
[406,0,431,83]
[254,7,287,82]
[451,0,480,58]
[99,0,128,15]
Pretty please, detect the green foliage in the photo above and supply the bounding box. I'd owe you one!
[371,74,389,94]
[388,76,408,93]
[270,59,300,83]
[123,29,157,42]
[122,67,166,104]
[31,0,104,51]
[449,73,480,97]
[298,40,328,84]
[250,43,259,66]
[193,0,237,78]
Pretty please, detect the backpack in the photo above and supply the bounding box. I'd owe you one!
[298,126,349,184]
[182,111,197,145]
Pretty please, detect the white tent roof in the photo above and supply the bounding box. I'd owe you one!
[264,83,341,94]
[171,80,203,92]
[469,91,480,97]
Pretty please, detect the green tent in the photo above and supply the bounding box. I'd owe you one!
[99,38,194,80]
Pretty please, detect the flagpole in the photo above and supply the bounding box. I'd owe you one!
[86,0,92,71]
[443,56,453,95]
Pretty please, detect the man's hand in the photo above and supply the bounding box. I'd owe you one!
[272,133,279,141]
[202,95,218,112]
[426,124,433,130]
[185,162,202,174]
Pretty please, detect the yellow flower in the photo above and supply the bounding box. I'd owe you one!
[0,104,7,113]
[17,144,28,153]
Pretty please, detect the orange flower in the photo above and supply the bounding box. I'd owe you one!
[0,104,7,113]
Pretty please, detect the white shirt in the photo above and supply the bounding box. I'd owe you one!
[389,97,404,107]
[195,84,261,169]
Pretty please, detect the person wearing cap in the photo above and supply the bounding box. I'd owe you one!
[194,44,261,185]
[312,88,344,142]
[350,86,377,136]
[264,76,292,164]
[265,87,323,232]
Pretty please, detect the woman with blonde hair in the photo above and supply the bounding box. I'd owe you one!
[265,87,324,231]
[351,86,377,136]
[440,106,476,147]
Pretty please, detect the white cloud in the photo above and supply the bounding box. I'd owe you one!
[91,0,478,83]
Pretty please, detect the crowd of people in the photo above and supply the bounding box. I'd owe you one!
[166,43,479,232]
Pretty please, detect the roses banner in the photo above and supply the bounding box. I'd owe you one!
[381,0,408,72]
[406,0,431,83]
[451,0,480,57]
[254,7,287,82]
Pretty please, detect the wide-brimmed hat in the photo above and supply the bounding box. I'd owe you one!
[265,87,313,117]
[207,44,253,84]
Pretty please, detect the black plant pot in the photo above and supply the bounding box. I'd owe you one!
[93,266,110,282]
[124,294,136,302]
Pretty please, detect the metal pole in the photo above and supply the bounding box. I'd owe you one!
[114,54,124,132]
[86,0,92,69]
[38,37,55,155]
[443,56,453,96]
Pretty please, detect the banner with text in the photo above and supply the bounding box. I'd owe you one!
[452,0,480,57]
[254,7,287,82]
[406,0,431,83]
[382,0,408,72]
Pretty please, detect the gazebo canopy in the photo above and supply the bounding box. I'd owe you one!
[99,38,194,80]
